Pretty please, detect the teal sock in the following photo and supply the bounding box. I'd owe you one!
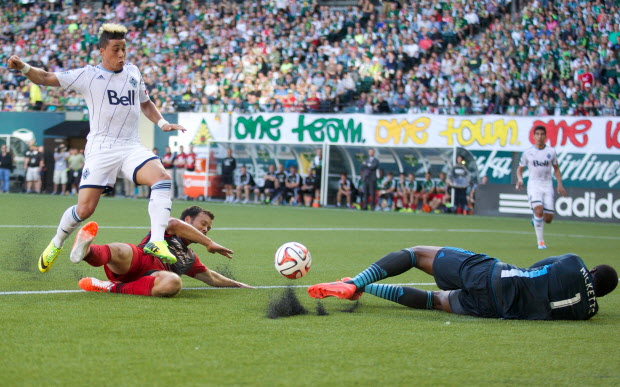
[351,263,386,290]
[349,249,417,290]
[365,284,434,309]
[364,284,403,302]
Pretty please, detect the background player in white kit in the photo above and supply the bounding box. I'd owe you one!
[7,23,186,272]
[516,126,567,249]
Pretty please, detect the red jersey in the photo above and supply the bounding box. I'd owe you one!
[282,94,297,109]
[103,244,207,283]
[174,152,187,169]
[578,72,593,89]
[162,152,174,169]
[419,37,433,51]
[139,232,208,277]
[185,152,197,171]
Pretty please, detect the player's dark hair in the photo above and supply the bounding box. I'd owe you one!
[533,125,546,135]
[98,23,127,49]
[591,265,618,297]
[180,206,214,222]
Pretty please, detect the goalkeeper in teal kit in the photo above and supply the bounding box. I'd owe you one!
[308,246,617,320]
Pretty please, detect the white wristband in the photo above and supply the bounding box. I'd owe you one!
[20,63,31,74]
[157,118,169,129]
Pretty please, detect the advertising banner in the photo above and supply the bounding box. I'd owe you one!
[471,150,620,189]
[179,112,620,154]
[175,113,229,147]
[177,113,619,217]
[475,184,620,223]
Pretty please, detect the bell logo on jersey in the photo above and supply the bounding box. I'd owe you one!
[532,160,550,167]
[107,90,136,106]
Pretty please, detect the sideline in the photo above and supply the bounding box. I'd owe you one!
[0,283,437,296]
[0,225,618,240]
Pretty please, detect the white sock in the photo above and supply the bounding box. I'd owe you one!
[533,215,544,243]
[149,180,172,242]
[52,205,83,248]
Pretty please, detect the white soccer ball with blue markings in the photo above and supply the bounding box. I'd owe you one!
[274,242,312,279]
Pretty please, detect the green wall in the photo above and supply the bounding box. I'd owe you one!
[0,112,66,143]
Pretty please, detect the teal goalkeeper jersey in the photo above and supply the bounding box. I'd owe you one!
[491,254,598,320]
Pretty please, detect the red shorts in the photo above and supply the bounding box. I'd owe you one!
[434,193,445,200]
[104,244,166,283]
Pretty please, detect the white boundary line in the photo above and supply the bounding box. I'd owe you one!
[0,283,437,296]
[1,225,619,240]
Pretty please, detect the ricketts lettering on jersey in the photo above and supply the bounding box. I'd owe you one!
[580,267,597,315]
[107,90,136,106]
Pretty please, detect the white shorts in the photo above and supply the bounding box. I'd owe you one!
[527,184,555,214]
[26,167,40,182]
[80,145,159,189]
[53,169,68,184]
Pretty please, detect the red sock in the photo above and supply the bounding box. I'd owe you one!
[111,276,156,296]
[84,244,111,267]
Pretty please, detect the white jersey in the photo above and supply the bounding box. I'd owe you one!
[519,145,558,186]
[55,64,150,155]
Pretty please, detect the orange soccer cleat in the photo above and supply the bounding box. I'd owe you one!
[307,277,362,301]
[79,277,113,293]
[70,221,99,264]
[340,277,363,300]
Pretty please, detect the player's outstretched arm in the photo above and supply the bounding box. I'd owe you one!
[193,269,254,288]
[166,218,234,259]
[140,100,186,133]
[204,241,234,259]
[7,55,60,87]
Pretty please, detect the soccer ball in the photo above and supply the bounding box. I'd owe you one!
[274,242,312,279]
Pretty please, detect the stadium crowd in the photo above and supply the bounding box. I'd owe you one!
[1,0,619,116]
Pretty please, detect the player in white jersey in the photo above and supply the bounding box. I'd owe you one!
[516,126,566,249]
[8,23,185,272]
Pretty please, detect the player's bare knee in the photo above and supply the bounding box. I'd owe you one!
[411,246,441,274]
[164,276,182,297]
[162,275,182,297]
[433,291,453,313]
[108,243,132,258]
[411,246,441,260]
[76,205,96,220]
[153,272,182,297]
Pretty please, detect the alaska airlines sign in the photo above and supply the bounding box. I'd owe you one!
[472,151,620,189]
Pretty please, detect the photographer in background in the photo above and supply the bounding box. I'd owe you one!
[67,148,85,195]
[24,140,43,194]
[53,144,69,195]
[0,144,14,193]
[449,155,471,215]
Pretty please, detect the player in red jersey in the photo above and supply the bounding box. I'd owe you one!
[71,205,252,296]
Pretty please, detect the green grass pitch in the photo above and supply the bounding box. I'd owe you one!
[1,194,619,385]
